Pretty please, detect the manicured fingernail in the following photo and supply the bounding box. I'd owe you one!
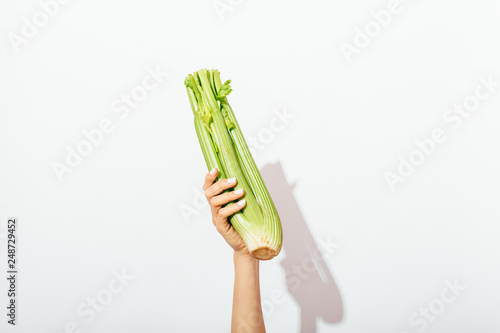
[227,177,236,184]
[237,199,246,206]
[210,168,216,175]
[234,189,243,195]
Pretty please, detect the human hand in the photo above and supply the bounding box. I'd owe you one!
[203,168,250,256]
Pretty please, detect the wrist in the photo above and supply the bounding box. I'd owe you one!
[233,250,258,265]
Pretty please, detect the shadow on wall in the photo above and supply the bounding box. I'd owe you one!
[261,162,343,333]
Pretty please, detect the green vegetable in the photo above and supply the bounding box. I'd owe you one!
[185,69,283,260]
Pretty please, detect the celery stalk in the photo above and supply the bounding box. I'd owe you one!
[185,69,283,260]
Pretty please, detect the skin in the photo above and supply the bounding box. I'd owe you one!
[203,168,266,333]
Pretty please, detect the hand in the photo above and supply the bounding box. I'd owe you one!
[205,169,265,332]
[203,168,250,256]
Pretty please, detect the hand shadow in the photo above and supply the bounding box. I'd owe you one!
[260,162,344,333]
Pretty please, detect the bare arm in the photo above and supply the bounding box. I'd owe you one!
[232,251,265,332]
[203,168,266,333]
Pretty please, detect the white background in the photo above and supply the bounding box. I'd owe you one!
[1,0,500,332]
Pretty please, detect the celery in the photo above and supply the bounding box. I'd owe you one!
[185,69,282,260]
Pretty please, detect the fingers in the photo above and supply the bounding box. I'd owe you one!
[203,168,218,190]
[210,188,244,207]
[219,199,246,219]
[205,177,237,200]
[203,170,245,230]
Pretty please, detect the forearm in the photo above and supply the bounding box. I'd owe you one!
[231,252,266,333]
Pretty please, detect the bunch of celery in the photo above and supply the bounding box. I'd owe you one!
[185,69,282,260]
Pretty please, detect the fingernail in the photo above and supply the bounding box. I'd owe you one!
[234,188,243,195]
[210,168,216,175]
[237,199,246,206]
[227,177,236,184]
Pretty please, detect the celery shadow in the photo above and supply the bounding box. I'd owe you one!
[261,162,343,333]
